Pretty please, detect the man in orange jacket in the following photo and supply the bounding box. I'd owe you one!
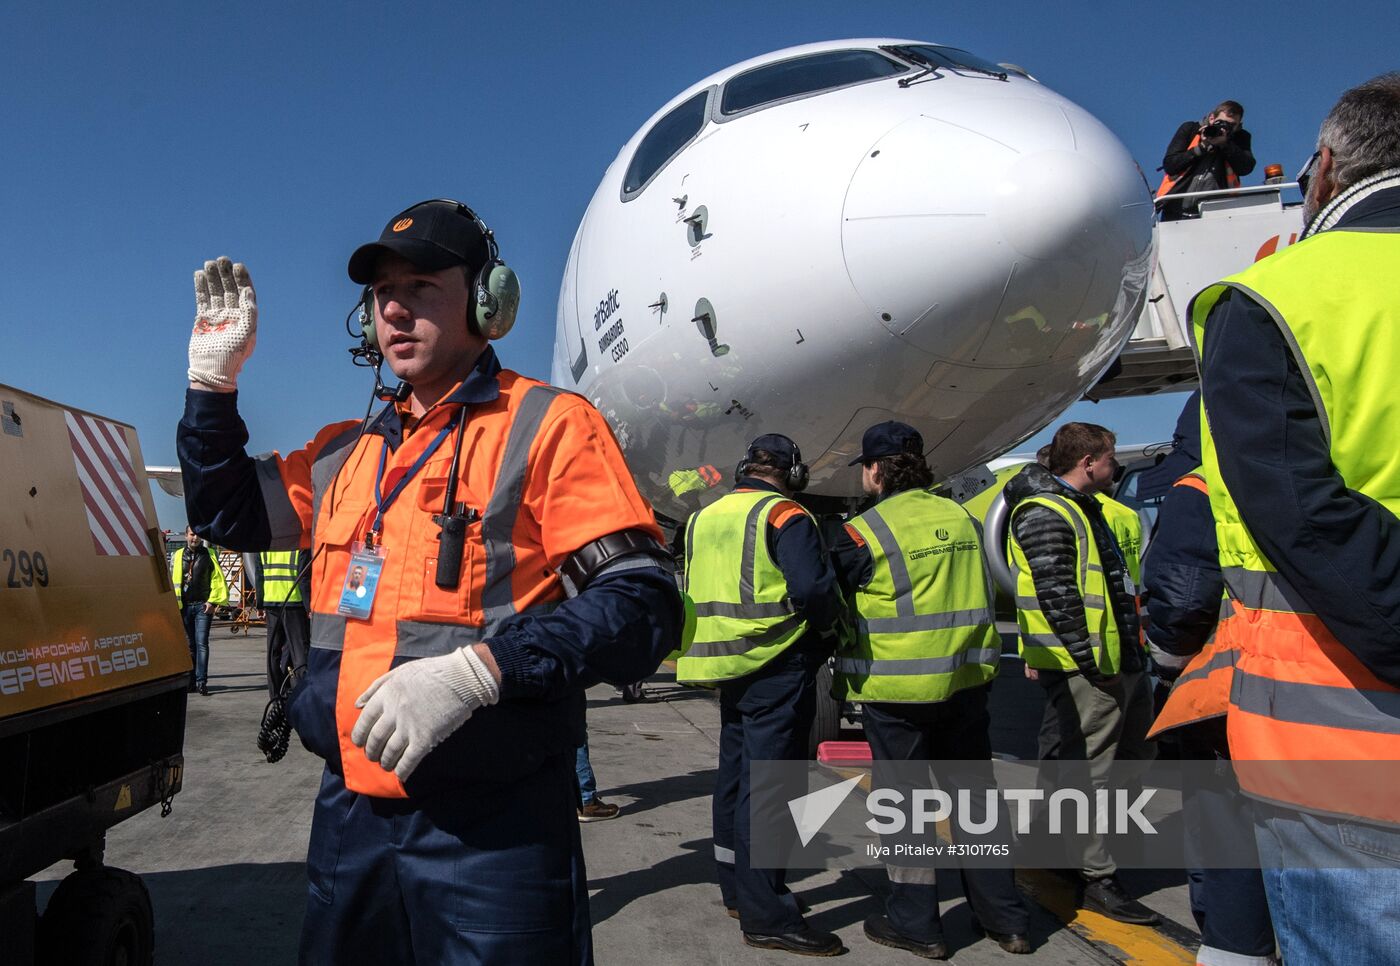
[178,200,682,965]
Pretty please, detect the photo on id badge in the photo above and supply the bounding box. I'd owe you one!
[338,545,386,619]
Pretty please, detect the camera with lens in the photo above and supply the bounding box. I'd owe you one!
[1202,119,1236,139]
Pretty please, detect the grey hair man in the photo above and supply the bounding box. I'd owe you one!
[1191,73,1400,965]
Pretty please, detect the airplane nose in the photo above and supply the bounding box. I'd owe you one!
[841,98,1152,363]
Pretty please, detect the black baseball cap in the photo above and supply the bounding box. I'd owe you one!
[347,200,491,285]
[748,433,802,466]
[849,421,924,465]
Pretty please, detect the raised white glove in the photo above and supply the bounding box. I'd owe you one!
[351,646,500,782]
[189,256,257,390]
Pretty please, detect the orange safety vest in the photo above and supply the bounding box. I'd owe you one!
[1148,473,1240,739]
[268,364,662,798]
[1155,133,1241,199]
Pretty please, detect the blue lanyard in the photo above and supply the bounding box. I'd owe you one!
[370,413,459,539]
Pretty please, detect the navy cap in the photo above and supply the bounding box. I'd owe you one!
[747,433,801,466]
[348,200,492,285]
[849,421,924,465]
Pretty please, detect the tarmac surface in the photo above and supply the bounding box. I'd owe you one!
[36,625,1199,964]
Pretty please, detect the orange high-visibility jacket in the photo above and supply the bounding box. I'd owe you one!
[261,363,662,798]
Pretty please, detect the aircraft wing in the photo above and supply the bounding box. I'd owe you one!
[145,465,183,499]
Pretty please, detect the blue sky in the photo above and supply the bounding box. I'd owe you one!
[4,1,1396,528]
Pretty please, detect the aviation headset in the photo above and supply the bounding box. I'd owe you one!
[737,435,810,492]
[356,198,521,350]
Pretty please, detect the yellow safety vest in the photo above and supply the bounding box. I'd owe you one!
[1095,493,1142,586]
[677,491,809,684]
[835,489,999,703]
[1192,227,1400,822]
[1008,494,1122,675]
[171,546,229,607]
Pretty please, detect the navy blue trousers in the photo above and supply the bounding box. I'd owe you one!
[299,754,592,965]
[1178,721,1275,959]
[863,686,1029,943]
[713,646,819,933]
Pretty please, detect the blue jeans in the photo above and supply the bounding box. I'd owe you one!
[1254,802,1400,965]
[575,738,597,805]
[181,603,211,687]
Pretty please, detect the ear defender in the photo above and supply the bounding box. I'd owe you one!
[474,259,520,340]
[736,440,809,491]
[358,286,377,350]
[788,443,810,493]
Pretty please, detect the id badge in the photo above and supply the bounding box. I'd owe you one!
[337,543,388,620]
[1122,572,1137,598]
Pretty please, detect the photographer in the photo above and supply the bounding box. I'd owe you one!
[1156,101,1255,220]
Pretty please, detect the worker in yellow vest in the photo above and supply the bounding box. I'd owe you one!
[171,526,229,695]
[257,549,311,699]
[1191,74,1400,964]
[1005,423,1158,925]
[677,433,844,956]
[830,422,1030,958]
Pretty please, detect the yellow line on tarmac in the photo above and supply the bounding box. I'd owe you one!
[821,764,1196,964]
[1016,869,1195,964]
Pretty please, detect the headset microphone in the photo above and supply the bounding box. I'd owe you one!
[346,289,412,402]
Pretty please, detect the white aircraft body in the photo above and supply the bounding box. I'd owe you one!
[551,39,1156,519]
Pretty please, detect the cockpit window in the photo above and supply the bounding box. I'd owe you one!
[720,49,908,117]
[623,89,710,197]
[894,44,1007,77]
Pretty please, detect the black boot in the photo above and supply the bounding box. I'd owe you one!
[971,919,1033,954]
[862,914,948,959]
[1081,875,1161,925]
[743,923,844,957]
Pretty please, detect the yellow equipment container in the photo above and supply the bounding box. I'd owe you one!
[0,385,187,966]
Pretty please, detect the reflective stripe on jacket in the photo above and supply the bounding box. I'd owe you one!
[834,488,998,703]
[259,549,303,605]
[677,491,809,684]
[1149,473,1240,738]
[171,546,229,607]
[1009,494,1122,675]
[1192,229,1400,822]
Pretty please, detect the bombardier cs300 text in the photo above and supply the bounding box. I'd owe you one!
[551,39,1155,521]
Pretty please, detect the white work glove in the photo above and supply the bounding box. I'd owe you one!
[189,256,257,390]
[351,646,500,782]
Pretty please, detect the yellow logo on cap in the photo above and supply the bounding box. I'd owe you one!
[392,218,413,232]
